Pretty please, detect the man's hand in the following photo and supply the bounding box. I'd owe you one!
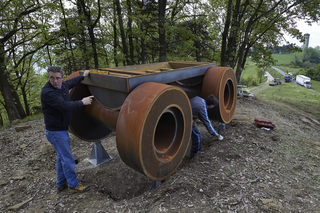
[217,134,224,141]
[83,70,90,77]
[82,96,94,105]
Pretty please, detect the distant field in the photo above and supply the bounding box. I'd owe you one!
[252,82,320,120]
[276,66,300,75]
[311,80,320,92]
[272,52,303,65]
[242,60,258,79]
[266,67,284,80]
[254,82,320,104]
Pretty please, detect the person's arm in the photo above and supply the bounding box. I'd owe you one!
[44,90,83,112]
[199,99,219,136]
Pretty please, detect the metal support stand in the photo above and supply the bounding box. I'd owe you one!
[148,180,166,192]
[218,123,226,134]
[89,141,112,166]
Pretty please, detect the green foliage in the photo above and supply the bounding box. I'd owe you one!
[306,64,320,81]
[256,66,265,83]
[297,68,306,76]
[289,47,320,69]
[303,47,320,64]
[21,113,43,122]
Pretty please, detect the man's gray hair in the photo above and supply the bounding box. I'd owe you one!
[47,66,64,77]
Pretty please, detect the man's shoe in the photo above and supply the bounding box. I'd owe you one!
[57,182,68,193]
[68,184,90,194]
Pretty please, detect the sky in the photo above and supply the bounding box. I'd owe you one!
[283,20,320,48]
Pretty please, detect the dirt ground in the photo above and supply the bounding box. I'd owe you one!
[1,96,320,213]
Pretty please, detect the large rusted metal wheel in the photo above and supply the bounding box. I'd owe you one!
[116,82,192,181]
[202,67,237,124]
[66,71,116,141]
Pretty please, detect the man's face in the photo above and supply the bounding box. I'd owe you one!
[208,105,215,109]
[48,71,63,89]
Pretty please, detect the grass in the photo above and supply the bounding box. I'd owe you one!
[254,82,320,120]
[311,80,320,92]
[242,60,259,79]
[275,66,301,75]
[254,82,320,104]
[21,113,43,122]
[272,52,304,66]
[266,67,284,80]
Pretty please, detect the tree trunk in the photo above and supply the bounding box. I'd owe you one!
[76,0,90,70]
[10,84,26,119]
[158,0,167,62]
[60,0,76,73]
[113,0,118,67]
[0,112,3,127]
[116,0,130,66]
[46,46,52,66]
[220,0,232,66]
[127,0,134,65]
[0,43,21,121]
[140,23,146,64]
[79,0,101,69]
[88,26,99,69]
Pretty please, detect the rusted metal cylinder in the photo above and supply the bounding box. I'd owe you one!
[65,64,237,182]
[85,99,119,131]
[116,82,192,181]
[201,67,237,124]
[67,72,116,141]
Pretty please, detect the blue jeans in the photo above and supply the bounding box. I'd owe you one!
[45,130,79,188]
[191,121,201,155]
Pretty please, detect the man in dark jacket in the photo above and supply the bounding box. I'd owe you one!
[41,66,94,194]
[189,94,223,159]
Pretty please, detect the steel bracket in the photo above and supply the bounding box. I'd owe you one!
[148,180,166,192]
[89,141,113,166]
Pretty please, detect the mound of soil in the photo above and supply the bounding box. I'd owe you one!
[1,97,320,212]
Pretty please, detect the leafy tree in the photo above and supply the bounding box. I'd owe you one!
[0,0,58,121]
[211,0,320,83]
[306,64,320,81]
[303,47,320,64]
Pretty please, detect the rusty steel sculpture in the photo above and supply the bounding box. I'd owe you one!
[65,61,237,181]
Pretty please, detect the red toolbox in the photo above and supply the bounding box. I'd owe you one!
[254,118,276,130]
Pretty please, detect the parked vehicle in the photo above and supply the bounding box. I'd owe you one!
[296,75,311,88]
[284,73,292,82]
[269,78,282,86]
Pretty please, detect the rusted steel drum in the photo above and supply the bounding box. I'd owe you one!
[201,67,237,124]
[66,71,118,141]
[116,82,192,181]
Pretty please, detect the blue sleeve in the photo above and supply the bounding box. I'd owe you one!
[199,99,218,136]
[43,90,83,112]
[64,76,85,89]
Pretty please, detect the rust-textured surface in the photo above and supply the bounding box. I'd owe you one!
[201,67,237,124]
[64,62,237,181]
[116,82,192,181]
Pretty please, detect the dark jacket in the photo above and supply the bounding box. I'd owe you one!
[190,96,218,136]
[41,76,84,131]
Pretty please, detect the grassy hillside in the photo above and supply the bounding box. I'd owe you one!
[253,82,320,119]
[241,51,320,93]
[311,80,320,92]
[272,52,304,65]
[242,60,258,79]
[254,82,320,103]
